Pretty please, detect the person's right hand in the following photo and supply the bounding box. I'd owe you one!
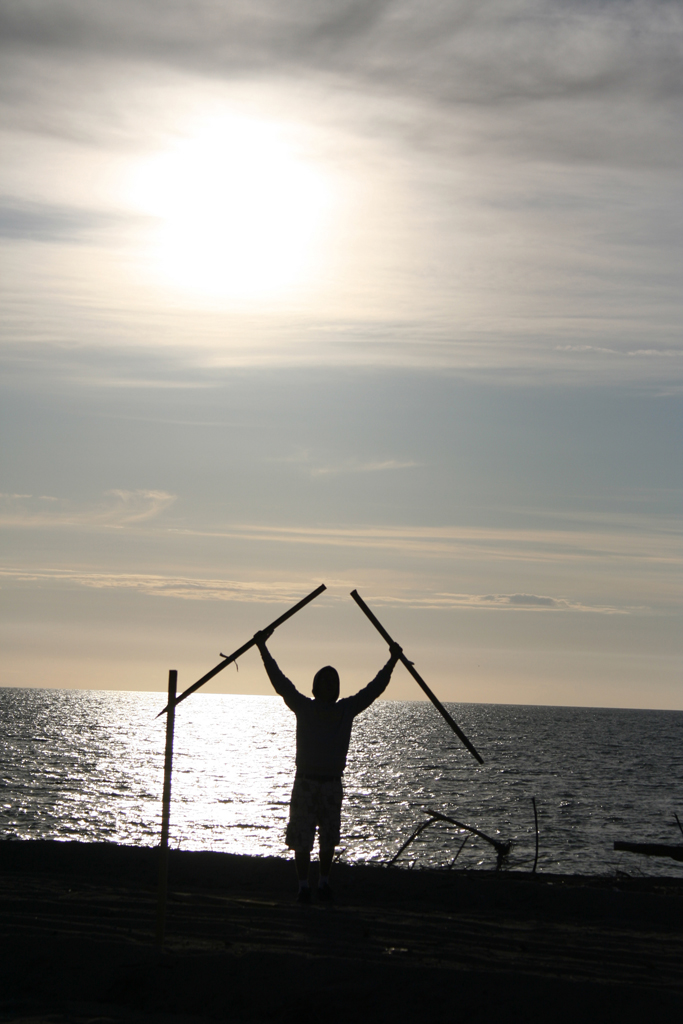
[389,641,403,661]
[253,627,274,648]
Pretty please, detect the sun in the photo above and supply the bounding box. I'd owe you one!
[129,116,331,302]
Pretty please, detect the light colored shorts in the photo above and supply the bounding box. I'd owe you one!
[285,775,343,852]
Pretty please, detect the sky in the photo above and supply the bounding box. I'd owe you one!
[1,1,681,709]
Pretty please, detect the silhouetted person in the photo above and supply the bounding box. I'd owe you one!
[254,629,402,903]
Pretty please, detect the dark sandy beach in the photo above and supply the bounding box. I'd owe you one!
[1,840,681,1024]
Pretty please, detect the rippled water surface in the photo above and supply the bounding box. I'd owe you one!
[1,688,682,875]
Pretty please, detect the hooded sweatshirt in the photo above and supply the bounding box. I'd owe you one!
[260,649,394,777]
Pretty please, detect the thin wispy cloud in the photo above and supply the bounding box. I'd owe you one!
[0,197,151,244]
[310,459,417,477]
[0,568,624,614]
[277,450,418,476]
[0,568,307,604]
[376,591,627,615]
[0,489,176,527]
[555,345,682,359]
[169,520,682,567]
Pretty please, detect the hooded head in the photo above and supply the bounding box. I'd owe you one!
[312,665,340,704]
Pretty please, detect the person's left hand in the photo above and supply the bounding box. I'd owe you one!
[389,641,403,660]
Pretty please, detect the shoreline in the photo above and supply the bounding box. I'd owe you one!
[3,836,683,893]
[2,840,682,1023]
[2,835,683,893]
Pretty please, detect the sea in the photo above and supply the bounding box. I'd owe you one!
[1,688,682,877]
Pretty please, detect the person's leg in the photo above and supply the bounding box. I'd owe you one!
[295,849,311,881]
[293,845,312,903]
[319,846,334,877]
[318,844,335,885]
[285,778,316,901]
[316,845,335,901]
[316,780,343,900]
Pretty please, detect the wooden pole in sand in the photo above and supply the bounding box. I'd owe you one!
[532,796,539,874]
[155,669,177,947]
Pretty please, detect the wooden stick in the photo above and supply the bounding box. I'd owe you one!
[157,584,326,716]
[532,796,539,874]
[155,669,177,947]
[349,590,484,764]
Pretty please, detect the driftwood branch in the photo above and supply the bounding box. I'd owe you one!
[423,808,511,863]
[614,841,683,863]
[388,809,511,870]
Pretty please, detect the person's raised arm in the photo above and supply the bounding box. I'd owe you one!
[254,629,307,712]
[253,628,274,659]
[346,641,404,715]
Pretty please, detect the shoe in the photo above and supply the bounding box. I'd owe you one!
[296,887,311,904]
[317,882,333,903]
